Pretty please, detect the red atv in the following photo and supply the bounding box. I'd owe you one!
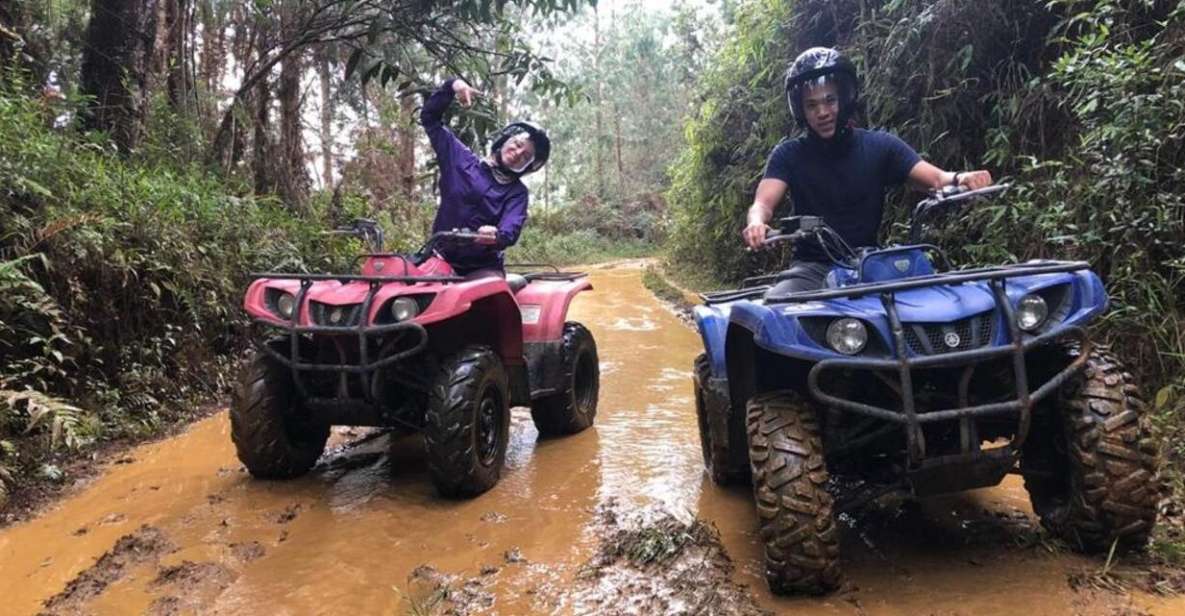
[232,219,599,498]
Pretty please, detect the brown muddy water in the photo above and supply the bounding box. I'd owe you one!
[1,261,1180,615]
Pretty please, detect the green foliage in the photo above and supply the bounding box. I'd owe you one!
[665,0,799,282]
[0,389,87,450]
[0,67,361,490]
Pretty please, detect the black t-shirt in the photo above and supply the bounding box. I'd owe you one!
[763,128,921,260]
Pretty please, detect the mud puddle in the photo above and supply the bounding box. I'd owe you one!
[1,261,1181,615]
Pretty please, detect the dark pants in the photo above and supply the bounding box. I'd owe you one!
[767,261,831,297]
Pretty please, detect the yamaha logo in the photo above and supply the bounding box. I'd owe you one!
[944,332,961,348]
[329,308,344,324]
[894,258,911,273]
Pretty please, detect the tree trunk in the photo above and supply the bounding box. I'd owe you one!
[198,0,227,136]
[317,50,334,190]
[251,22,273,196]
[165,0,194,112]
[396,93,416,199]
[277,44,309,209]
[592,5,604,198]
[79,0,157,152]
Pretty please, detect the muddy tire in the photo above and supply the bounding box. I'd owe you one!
[1022,346,1161,553]
[230,352,329,479]
[425,346,511,498]
[694,353,748,485]
[530,322,599,436]
[746,391,841,595]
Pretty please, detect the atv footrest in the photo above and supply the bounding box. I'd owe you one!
[907,449,1015,497]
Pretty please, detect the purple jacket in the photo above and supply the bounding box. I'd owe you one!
[422,79,529,273]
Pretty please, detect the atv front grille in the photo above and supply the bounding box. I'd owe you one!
[903,312,995,355]
[309,301,365,327]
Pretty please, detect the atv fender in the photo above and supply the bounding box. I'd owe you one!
[516,278,592,343]
[423,282,527,402]
[516,277,592,402]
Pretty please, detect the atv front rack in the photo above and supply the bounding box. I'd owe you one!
[764,260,1089,303]
[789,260,1093,492]
[702,259,1090,305]
[249,274,434,424]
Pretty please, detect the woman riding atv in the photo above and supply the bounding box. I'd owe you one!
[420,78,551,278]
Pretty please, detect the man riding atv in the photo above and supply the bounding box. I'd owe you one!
[689,46,1162,596]
[742,47,991,289]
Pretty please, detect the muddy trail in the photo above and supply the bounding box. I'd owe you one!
[1,262,1180,615]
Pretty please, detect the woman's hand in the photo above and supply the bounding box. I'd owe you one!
[476,225,498,245]
[452,80,482,108]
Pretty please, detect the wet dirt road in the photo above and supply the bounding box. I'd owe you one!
[1,261,1180,615]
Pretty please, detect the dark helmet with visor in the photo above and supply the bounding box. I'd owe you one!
[784,47,860,130]
[489,121,551,176]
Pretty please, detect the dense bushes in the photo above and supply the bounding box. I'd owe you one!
[0,74,368,493]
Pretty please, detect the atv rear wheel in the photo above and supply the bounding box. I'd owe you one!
[230,351,329,479]
[530,322,599,436]
[694,353,748,485]
[425,346,511,498]
[1022,346,1161,552]
[746,391,841,595]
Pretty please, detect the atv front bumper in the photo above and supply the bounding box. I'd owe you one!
[248,275,436,424]
[796,273,1093,496]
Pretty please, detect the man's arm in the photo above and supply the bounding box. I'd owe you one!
[907,160,993,192]
[742,178,789,249]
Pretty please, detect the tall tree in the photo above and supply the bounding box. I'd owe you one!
[78,0,159,152]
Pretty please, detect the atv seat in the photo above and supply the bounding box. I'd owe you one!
[506,273,529,293]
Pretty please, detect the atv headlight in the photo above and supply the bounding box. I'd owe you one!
[276,292,296,319]
[390,296,420,321]
[1015,294,1048,332]
[826,318,868,355]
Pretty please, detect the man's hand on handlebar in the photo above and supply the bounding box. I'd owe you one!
[956,170,993,191]
[743,222,772,250]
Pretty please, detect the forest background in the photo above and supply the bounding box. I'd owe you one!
[0,0,1182,550]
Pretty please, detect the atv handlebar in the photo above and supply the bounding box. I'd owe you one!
[909,183,1011,243]
[758,215,859,268]
[414,229,493,261]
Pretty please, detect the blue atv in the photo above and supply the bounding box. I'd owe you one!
[692,185,1162,595]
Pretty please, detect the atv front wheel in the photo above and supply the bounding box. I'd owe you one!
[746,391,841,595]
[230,351,329,479]
[425,346,511,498]
[694,353,748,485]
[1022,346,1162,552]
[530,322,599,436]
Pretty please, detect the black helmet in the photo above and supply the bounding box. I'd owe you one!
[489,121,551,176]
[783,47,860,130]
